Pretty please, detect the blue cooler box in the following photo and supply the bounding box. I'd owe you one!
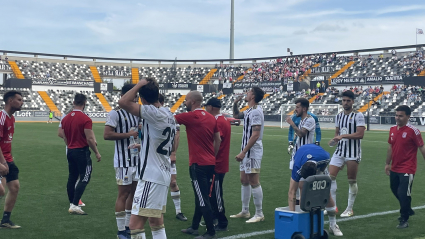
[275,206,324,239]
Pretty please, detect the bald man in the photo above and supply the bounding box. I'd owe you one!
[175,91,221,239]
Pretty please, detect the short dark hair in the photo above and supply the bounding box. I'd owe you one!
[74,93,87,106]
[300,161,317,179]
[342,90,355,100]
[3,90,22,104]
[121,84,135,95]
[139,78,159,104]
[395,105,411,116]
[159,93,165,104]
[252,87,265,103]
[294,98,310,110]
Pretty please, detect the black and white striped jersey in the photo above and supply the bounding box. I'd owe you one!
[334,111,365,158]
[105,109,140,168]
[292,115,316,157]
[241,105,264,159]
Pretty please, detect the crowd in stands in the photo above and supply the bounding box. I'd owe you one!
[0,61,11,71]
[0,56,11,71]
[389,84,424,104]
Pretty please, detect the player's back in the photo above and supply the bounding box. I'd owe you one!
[175,109,217,166]
[62,110,91,149]
[139,105,176,186]
[292,144,330,181]
[215,114,231,173]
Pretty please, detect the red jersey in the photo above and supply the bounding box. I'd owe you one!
[0,110,15,162]
[215,114,231,173]
[175,109,217,166]
[62,110,92,149]
[388,124,424,174]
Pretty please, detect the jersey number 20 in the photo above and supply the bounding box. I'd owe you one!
[157,127,176,156]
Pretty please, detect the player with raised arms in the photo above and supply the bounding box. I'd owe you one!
[119,78,176,239]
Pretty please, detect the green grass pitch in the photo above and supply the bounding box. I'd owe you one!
[1,122,425,239]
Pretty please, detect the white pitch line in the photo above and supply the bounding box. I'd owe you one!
[220,205,425,239]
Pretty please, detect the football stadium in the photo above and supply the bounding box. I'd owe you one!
[1,1,425,239]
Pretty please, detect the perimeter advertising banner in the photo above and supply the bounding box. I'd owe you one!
[233,81,283,93]
[32,78,94,87]
[330,76,404,85]
[14,111,109,118]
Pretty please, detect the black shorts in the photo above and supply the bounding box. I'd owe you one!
[4,162,19,183]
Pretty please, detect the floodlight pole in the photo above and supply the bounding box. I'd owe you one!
[230,0,235,63]
[367,101,370,131]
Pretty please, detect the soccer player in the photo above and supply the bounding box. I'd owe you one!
[58,109,86,208]
[48,110,53,123]
[158,94,187,222]
[385,105,425,229]
[0,90,23,229]
[285,98,316,205]
[231,87,265,223]
[119,78,175,239]
[205,97,231,231]
[61,94,102,215]
[328,90,365,217]
[288,144,343,236]
[288,110,321,152]
[176,91,221,239]
[104,84,140,239]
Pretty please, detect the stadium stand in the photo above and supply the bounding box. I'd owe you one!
[47,90,105,113]
[1,47,425,119]
[0,87,47,111]
[15,60,94,81]
[137,66,212,84]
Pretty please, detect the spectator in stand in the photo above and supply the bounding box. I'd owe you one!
[334,97,340,103]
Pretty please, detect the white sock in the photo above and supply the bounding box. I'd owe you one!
[347,181,358,211]
[125,209,132,228]
[131,234,144,239]
[242,185,251,213]
[251,185,263,216]
[330,179,337,207]
[325,206,337,227]
[115,211,126,231]
[171,191,181,214]
[131,230,146,239]
[295,188,300,201]
[152,228,166,239]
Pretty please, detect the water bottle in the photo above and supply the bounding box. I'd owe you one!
[129,136,138,158]
[328,139,338,147]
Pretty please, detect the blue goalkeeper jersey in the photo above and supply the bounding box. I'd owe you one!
[288,111,321,143]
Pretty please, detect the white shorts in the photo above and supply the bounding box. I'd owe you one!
[240,157,261,174]
[170,163,177,175]
[115,166,139,186]
[132,180,168,218]
[330,154,361,168]
[289,157,294,170]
